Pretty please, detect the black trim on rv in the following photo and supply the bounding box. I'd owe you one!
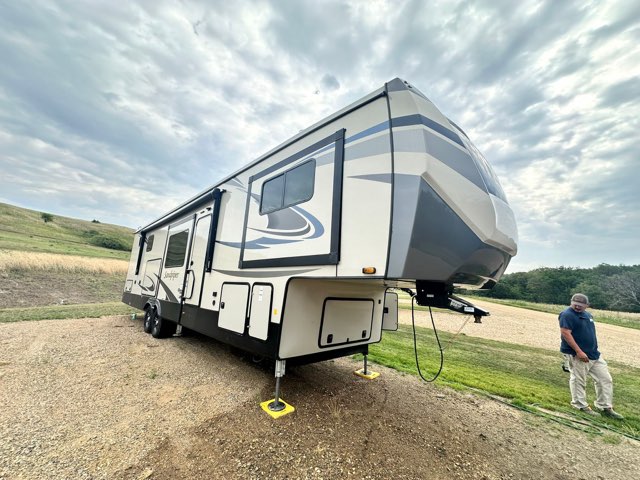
[238,129,346,269]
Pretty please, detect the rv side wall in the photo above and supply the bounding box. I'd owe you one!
[123,87,396,361]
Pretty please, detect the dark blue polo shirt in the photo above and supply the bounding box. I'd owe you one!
[559,307,600,360]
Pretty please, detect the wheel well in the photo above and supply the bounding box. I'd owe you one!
[144,300,160,317]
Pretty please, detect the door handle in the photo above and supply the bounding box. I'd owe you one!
[184,270,195,299]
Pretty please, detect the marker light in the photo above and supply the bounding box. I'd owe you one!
[362,267,376,274]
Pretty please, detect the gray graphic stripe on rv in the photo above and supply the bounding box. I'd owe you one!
[318,114,467,158]
[265,207,309,231]
[391,114,465,148]
[261,115,467,175]
[393,129,485,191]
[218,204,324,250]
[348,174,392,184]
[140,275,156,293]
[335,116,484,191]
[341,114,462,150]
[156,276,179,303]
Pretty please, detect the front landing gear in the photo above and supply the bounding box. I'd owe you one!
[354,354,380,380]
[260,360,295,418]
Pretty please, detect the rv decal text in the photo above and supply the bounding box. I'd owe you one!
[163,271,181,280]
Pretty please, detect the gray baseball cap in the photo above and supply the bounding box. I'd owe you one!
[571,293,589,306]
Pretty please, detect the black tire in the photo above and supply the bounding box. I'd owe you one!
[143,308,154,334]
[151,312,177,339]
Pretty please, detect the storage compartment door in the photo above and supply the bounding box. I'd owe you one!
[218,283,249,334]
[382,291,398,331]
[319,298,374,348]
[248,284,272,340]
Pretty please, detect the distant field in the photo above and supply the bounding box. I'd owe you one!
[0,202,134,259]
[395,291,640,330]
[466,296,640,330]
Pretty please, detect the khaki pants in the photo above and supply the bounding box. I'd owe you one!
[565,354,613,410]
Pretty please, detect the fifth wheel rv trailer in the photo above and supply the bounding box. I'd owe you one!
[122,78,518,414]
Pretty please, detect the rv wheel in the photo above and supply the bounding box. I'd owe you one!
[143,308,154,334]
[151,313,177,339]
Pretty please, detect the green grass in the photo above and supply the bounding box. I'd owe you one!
[362,324,640,438]
[0,202,134,259]
[0,302,137,323]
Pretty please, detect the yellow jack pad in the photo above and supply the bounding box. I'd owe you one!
[354,368,380,380]
[260,399,295,418]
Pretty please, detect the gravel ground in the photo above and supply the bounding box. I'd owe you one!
[1,313,639,479]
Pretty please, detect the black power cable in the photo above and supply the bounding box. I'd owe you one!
[409,291,444,382]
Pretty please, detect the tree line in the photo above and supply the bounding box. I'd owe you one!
[468,264,640,312]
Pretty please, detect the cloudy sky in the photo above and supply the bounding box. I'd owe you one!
[1,0,639,272]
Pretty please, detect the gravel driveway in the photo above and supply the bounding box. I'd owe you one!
[1,314,638,479]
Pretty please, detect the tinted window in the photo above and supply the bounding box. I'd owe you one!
[164,231,188,268]
[146,234,155,252]
[260,160,315,214]
[453,124,508,203]
[468,142,507,202]
[260,174,285,214]
[284,160,315,206]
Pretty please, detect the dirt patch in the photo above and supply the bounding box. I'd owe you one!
[1,316,638,479]
[0,269,123,308]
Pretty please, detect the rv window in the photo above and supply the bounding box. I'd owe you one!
[164,231,188,268]
[260,159,316,214]
[284,160,315,206]
[146,235,155,252]
[260,174,285,214]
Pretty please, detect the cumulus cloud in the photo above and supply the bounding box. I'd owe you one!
[320,74,340,92]
[0,0,638,272]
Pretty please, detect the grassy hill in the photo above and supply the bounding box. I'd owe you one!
[0,202,134,259]
[0,202,134,314]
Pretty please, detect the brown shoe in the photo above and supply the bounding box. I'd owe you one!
[579,406,600,417]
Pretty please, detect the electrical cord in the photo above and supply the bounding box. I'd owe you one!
[410,292,444,382]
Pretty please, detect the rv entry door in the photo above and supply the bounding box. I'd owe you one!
[159,217,194,321]
[183,211,211,308]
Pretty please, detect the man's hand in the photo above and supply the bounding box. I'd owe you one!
[560,328,590,363]
[576,350,589,362]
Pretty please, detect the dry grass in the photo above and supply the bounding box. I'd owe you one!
[0,250,129,274]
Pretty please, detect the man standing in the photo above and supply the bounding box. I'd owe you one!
[559,293,624,419]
